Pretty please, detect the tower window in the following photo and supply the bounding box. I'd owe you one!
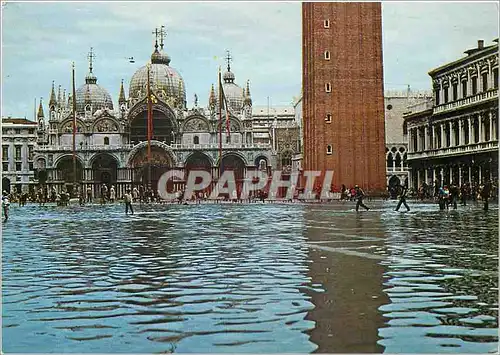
[493,68,498,88]
[325,113,332,123]
[462,80,467,98]
[194,135,199,145]
[326,145,333,155]
[104,137,109,145]
[325,83,331,93]
[324,19,330,28]
[324,50,330,60]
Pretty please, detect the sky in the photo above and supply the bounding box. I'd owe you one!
[1,1,498,118]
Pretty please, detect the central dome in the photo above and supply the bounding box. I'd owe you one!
[218,69,244,113]
[75,73,113,114]
[129,49,186,109]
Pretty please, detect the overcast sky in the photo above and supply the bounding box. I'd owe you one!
[1,1,498,118]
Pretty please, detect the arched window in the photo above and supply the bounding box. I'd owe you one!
[194,135,199,145]
[326,145,333,155]
[324,50,330,60]
[325,83,331,93]
[387,153,393,169]
[104,137,109,145]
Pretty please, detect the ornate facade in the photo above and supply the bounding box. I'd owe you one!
[384,90,432,194]
[404,39,498,189]
[33,36,280,198]
[1,118,38,194]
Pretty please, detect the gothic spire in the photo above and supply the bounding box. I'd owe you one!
[244,80,252,106]
[49,81,57,109]
[62,89,67,109]
[209,83,216,108]
[57,85,62,107]
[118,79,127,106]
[37,97,45,119]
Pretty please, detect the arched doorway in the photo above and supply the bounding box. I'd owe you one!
[130,110,175,145]
[185,152,212,196]
[130,145,173,193]
[2,177,11,194]
[91,154,119,196]
[55,156,84,195]
[388,175,401,199]
[220,154,246,198]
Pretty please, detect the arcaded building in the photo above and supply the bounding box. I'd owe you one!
[404,39,498,189]
[302,2,386,193]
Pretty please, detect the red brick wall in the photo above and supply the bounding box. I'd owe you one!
[302,2,386,194]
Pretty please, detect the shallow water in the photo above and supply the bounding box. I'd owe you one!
[2,201,498,353]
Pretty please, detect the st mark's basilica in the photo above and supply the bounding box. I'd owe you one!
[33,32,286,198]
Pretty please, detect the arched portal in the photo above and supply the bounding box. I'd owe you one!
[92,153,119,187]
[2,177,11,194]
[130,109,175,145]
[55,156,84,195]
[220,154,246,198]
[185,152,212,196]
[129,145,173,191]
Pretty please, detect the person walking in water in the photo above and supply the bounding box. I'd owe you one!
[2,193,10,221]
[480,179,491,211]
[354,185,370,211]
[124,189,134,215]
[395,182,410,212]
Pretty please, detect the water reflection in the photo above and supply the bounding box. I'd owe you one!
[379,204,498,353]
[3,204,316,353]
[2,202,498,353]
[303,204,389,353]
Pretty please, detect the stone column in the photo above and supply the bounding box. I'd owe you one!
[459,119,464,146]
[424,126,429,151]
[489,111,493,142]
[449,166,453,184]
[479,165,482,183]
[468,165,472,184]
[478,113,483,143]
[468,116,472,145]
[424,168,429,185]
[450,121,455,146]
[440,124,444,148]
[458,166,462,186]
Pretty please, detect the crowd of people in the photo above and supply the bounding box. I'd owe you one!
[0,178,496,220]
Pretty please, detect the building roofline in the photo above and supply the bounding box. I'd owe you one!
[428,40,498,77]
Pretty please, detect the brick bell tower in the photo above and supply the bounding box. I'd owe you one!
[302,2,386,194]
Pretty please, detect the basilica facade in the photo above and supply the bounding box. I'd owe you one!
[33,39,281,198]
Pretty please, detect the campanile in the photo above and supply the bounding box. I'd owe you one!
[302,2,386,194]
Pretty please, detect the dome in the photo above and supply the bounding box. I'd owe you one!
[128,50,185,109]
[75,74,113,114]
[219,70,244,113]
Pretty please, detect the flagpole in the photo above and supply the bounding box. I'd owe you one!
[218,66,222,178]
[72,62,77,195]
[147,63,152,190]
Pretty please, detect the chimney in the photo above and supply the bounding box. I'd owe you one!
[478,40,484,49]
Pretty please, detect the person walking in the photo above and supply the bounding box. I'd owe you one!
[2,192,10,221]
[110,186,116,203]
[354,185,370,211]
[481,179,491,211]
[395,182,410,212]
[449,182,459,210]
[124,189,134,215]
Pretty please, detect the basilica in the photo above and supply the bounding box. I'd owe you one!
[33,34,296,198]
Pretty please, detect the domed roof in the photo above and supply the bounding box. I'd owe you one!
[219,69,244,113]
[75,73,113,114]
[129,49,185,109]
